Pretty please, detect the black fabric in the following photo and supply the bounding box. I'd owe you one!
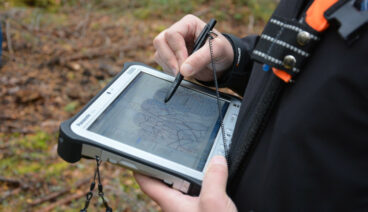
[221,34,259,94]
[225,0,308,187]
[221,0,368,211]
[225,0,308,188]
[227,69,285,189]
[251,16,321,76]
[198,34,259,94]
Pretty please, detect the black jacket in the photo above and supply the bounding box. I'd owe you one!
[223,0,368,211]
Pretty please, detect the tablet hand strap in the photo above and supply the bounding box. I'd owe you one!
[81,156,113,212]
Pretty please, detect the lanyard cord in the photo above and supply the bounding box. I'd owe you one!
[81,156,112,212]
[208,32,230,164]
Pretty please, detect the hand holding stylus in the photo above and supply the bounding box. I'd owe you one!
[152,15,234,99]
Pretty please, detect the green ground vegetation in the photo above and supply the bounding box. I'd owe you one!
[3,0,277,23]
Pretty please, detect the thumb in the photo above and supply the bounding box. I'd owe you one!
[201,156,228,195]
[180,44,211,77]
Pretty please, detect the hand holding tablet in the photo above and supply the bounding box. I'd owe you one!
[58,63,241,195]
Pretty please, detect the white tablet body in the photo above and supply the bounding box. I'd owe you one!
[58,63,241,195]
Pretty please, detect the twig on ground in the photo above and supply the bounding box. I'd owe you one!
[0,176,30,201]
[42,38,149,67]
[0,143,11,150]
[98,63,121,76]
[32,12,41,31]
[29,177,91,207]
[75,10,91,37]
[0,176,21,186]
[0,187,21,202]
[99,31,111,47]
[0,176,30,189]
[39,192,86,212]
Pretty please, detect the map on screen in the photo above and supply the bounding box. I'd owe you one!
[88,72,228,171]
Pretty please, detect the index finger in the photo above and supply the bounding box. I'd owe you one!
[164,15,206,67]
[153,30,179,74]
[170,15,206,41]
[165,30,188,67]
[134,173,184,207]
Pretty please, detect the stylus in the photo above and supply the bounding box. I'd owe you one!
[164,18,217,103]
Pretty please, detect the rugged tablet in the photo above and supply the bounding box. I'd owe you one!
[58,62,241,195]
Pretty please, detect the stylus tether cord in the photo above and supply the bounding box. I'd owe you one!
[81,156,112,212]
[208,32,230,165]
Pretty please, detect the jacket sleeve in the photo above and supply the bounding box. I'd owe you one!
[219,34,259,95]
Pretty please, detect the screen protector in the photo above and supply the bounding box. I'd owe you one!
[88,73,228,171]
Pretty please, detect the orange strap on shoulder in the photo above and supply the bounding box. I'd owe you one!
[274,0,338,83]
[272,68,292,83]
[305,0,338,32]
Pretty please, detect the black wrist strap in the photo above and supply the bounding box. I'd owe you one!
[81,156,112,212]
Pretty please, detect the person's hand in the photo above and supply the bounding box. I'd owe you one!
[134,156,237,212]
[153,15,234,82]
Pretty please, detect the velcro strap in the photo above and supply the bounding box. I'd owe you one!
[251,16,320,77]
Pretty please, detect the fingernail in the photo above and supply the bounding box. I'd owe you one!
[211,156,227,165]
[172,68,179,75]
[170,64,179,75]
[181,63,193,75]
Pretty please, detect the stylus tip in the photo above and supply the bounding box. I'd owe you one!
[164,90,173,103]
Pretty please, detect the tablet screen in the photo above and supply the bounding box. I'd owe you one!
[88,72,228,171]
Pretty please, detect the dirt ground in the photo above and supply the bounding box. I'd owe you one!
[0,1,273,211]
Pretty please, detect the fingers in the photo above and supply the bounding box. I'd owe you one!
[153,14,206,76]
[154,51,176,75]
[134,157,234,212]
[181,34,235,82]
[201,156,228,196]
[153,31,179,75]
[165,30,188,67]
[169,14,206,42]
[134,173,183,207]
[153,15,234,81]
[199,156,237,212]
[180,42,212,77]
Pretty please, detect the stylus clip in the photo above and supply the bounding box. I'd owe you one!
[208,31,218,39]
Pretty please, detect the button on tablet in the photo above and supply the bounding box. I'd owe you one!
[163,179,173,187]
[231,114,237,122]
[225,129,233,137]
[180,181,190,192]
[109,158,117,164]
[127,68,136,74]
[225,134,231,140]
[119,160,137,170]
[217,146,225,155]
[106,88,114,94]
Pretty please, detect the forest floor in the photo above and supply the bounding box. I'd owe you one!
[0,0,274,211]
